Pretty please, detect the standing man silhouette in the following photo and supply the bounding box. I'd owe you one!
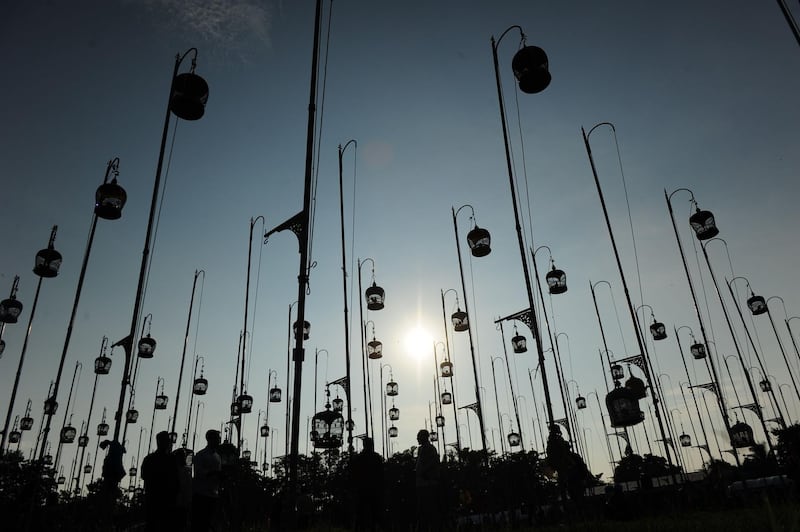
[415,429,441,530]
[192,429,222,532]
[141,431,179,532]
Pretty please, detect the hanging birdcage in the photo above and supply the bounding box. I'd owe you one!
[365,282,386,311]
[269,386,282,402]
[441,391,453,405]
[466,225,491,257]
[689,208,719,240]
[451,309,469,332]
[154,393,168,410]
[440,360,453,378]
[575,395,587,410]
[605,383,644,428]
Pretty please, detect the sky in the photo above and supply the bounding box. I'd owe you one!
[1,0,800,488]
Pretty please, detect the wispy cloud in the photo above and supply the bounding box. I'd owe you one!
[137,0,273,58]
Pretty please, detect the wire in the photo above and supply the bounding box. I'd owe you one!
[308,0,335,270]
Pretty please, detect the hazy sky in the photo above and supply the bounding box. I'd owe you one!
[2,0,799,483]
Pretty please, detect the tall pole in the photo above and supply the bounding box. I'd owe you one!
[665,189,738,465]
[172,270,203,443]
[440,291,462,451]
[582,126,672,467]
[674,328,718,462]
[490,358,507,454]
[765,298,800,404]
[112,49,204,448]
[530,246,575,448]
[276,0,323,499]
[338,140,357,453]
[0,276,25,455]
[54,361,82,469]
[726,278,786,430]
[452,207,488,453]
[10,227,63,460]
[42,160,124,460]
[497,323,525,450]
[491,29,556,435]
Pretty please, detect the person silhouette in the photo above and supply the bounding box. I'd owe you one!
[192,429,222,532]
[415,429,441,530]
[141,431,179,532]
[351,437,384,530]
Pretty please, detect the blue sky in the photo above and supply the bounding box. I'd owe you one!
[2,0,800,483]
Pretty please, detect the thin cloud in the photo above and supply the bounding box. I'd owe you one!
[137,0,273,56]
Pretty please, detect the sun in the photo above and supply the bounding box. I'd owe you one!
[404,325,433,360]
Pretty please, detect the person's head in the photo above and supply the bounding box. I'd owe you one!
[206,429,221,449]
[417,429,430,445]
[362,437,374,452]
[156,431,172,452]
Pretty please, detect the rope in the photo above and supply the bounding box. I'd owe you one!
[512,56,537,252]
[609,129,645,313]
[191,273,205,360]
[246,219,266,390]
[609,289,629,355]
[139,119,180,334]
[307,0,334,270]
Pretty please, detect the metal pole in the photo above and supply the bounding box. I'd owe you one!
[338,140,357,453]
[440,291,462,451]
[582,127,672,466]
[172,270,202,442]
[452,207,488,453]
[491,32,556,435]
[490,358,507,454]
[665,192,739,466]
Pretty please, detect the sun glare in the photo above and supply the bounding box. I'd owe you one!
[404,326,432,360]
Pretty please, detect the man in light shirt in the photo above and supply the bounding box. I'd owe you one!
[192,429,222,532]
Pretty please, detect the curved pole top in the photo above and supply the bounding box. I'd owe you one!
[364,319,377,331]
[315,348,329,356]
[176,48,199,70]
[748,366,766,378]
[635,303,655,317]
[338,139,358,155]
[358,257,377,271]
[268,368,278,379]
[492,25,525,50]
[788,316,800,324]
[533,245,553,258]
[665,187,697,204]
[453,204,477,220]
[442,287,460,300]
[590,279,613,291]
[586,390,600,400]
[585,121,616,139]
[491,356,505,366]
[727,276,753,294]
[555,331,569,342]
[674,324,695,340]
[657,373,673,387]
[723,354,740,364]
[380,363,393,376]
[766,296,788,317]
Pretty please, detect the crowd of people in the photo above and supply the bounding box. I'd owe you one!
[138,429,222,532]
[133,428,442,531]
